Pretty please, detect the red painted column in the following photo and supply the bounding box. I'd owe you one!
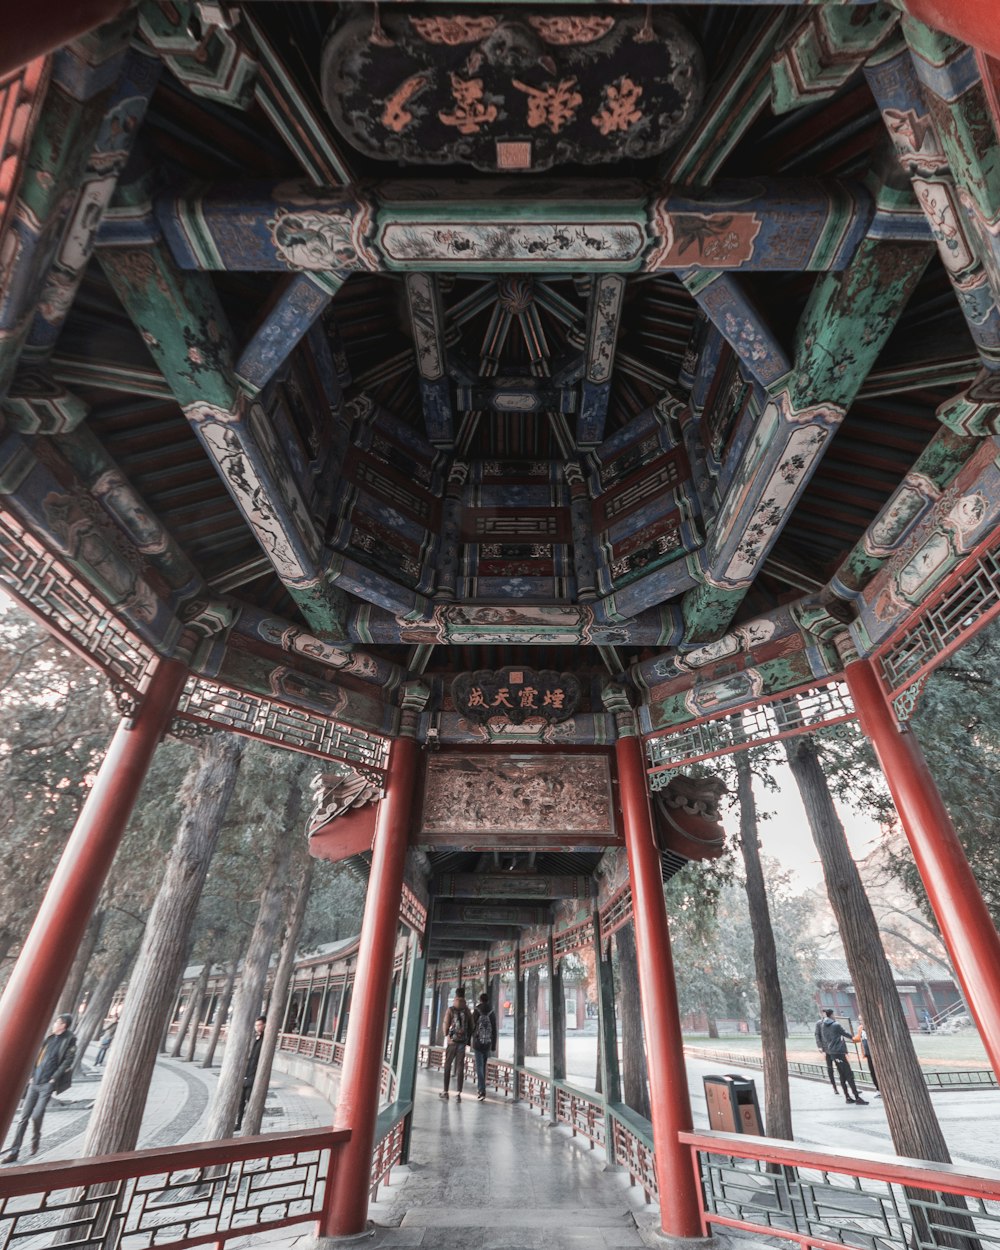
[0,655,187,1143]
[320,712,421,1238]
[845,659,1000,1080]
[612,701,703,1239]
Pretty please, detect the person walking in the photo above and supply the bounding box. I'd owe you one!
[471,992,497,1101]
[439,987,473,1102]
[852,1016,880,1097]
[815,1011,840,1094]
[1,1014,77,1162]
[236,1015,266,1130]
[818,1008,868,1105]
[94,1016,117,1067]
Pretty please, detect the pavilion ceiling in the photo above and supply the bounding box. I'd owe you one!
[1,1,999,762]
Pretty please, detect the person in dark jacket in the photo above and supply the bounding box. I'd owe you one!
[2,1014,77,1162]
[439,988,473,1101]
[236,1015,266,1130]
[819,1009,868,1105]
[471,993,497,1101]
[815,1012,840,1094]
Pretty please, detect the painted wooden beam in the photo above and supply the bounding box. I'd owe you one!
[146,177,880,275]
[0,428,186,656]
[341,601,683,648]
[136,2,256,109]
[578,274,625,446]
[187,630,396,738]
[405,273,454,447]
[219,603,405,694]
[681,271,791,388]
[771,6,898,115]
[97,234,351,636]
[433,904,553,927]
[667,9,785,186]
[19,44,159,376]
[851,434,1000,655]
[435,875,592,901]
[866,40,1000,369]
[679,234,934,644]
[235,272,343,394]
[830,424,982,603]
[0,17,134,396]
[454,380,577,414]
[903,17,1000,283]
[241,8,355,186]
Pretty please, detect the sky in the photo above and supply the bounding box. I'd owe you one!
[748,760,884,891]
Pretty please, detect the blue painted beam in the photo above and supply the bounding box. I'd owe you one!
[235,272,343,394]
[147,177,882,275]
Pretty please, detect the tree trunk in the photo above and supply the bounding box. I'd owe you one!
[785,738,950,1159]
[203,796,297,1141]
[72,940,138,1073]
[184,959,213,1062]
[735,749,793,1140]
[525,966,539,1057]
[616,921,650,1120]
[202,961,237,1069]
[58,908,104,1019]
[170,958,210,1059]
[82,733,246,1157]
[707,1017,719,1039]
[241,855,313,1136]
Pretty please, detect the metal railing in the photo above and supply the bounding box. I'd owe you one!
[684,1128,1000,1250]
[682,1045,998,1091]
[0,1128,348,1250]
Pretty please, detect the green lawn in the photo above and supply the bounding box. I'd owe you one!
[683,1031,990,1069]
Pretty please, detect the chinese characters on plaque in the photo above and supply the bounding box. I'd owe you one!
[452,667,582,725]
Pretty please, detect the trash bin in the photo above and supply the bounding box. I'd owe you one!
[703,1074,764,1135]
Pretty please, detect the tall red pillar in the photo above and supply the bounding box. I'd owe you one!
[845,658,1000,1080]
[0,654,187,1143]
[610,693,704,1239]
[319,693,422,1238]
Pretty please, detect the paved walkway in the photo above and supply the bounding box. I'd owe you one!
[8,1038,999,1249]
[0,1038,332,1165]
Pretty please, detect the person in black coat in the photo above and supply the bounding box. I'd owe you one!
[471,993,497,1102]
[818,1009,868,1105]
[2,1014,77,1162]
[236,1015,266,1130]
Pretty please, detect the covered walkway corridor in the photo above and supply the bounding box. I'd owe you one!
[354,1067,655,1250]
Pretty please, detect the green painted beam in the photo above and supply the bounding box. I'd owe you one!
[98,232,350,636]
[680,235,934,644]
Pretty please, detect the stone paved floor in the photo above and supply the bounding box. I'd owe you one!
[6,1038,999,1249]
[0,1037,333,1164]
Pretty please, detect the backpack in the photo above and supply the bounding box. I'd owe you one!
[447,1010,468,1044]
[473,1010,493,1050]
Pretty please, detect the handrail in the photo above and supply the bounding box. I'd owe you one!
[0,1127,351,1250]
[681,1129,1000,1196]
[0,1126,348,1195]
[684,1128,1000,1250]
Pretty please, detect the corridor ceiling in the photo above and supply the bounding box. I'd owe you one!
[1,2,999,767]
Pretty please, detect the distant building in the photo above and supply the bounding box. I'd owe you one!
[814,957,963,1030]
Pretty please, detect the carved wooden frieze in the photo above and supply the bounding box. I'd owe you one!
[321,10,703,173]
[421,752,616,847]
